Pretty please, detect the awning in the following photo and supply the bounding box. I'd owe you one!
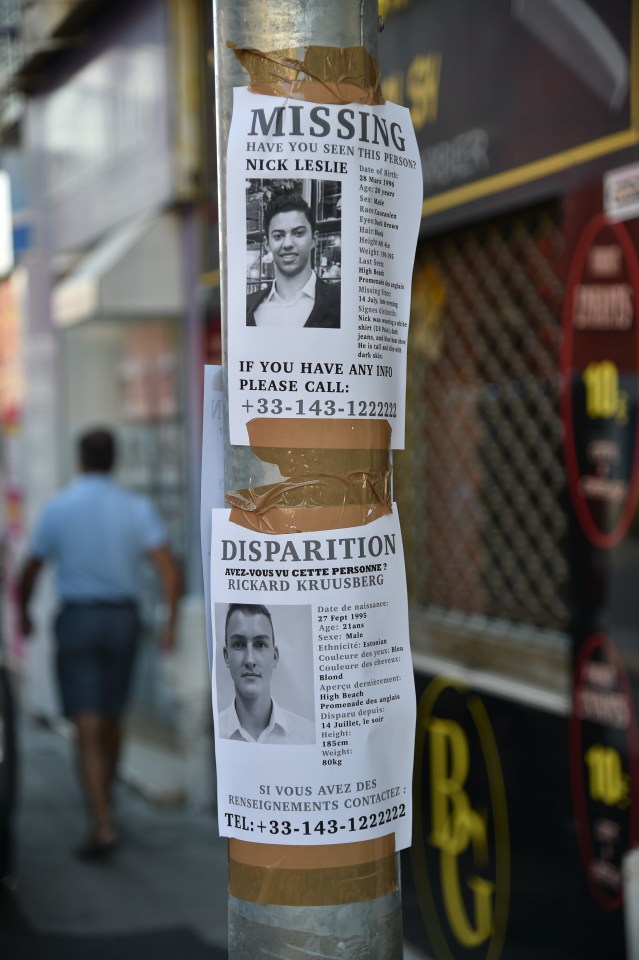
[52,213,183,327]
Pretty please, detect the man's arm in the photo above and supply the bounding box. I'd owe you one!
[147,545,181,652]
[18,556,44,636]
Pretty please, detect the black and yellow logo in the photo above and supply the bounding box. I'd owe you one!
[411,678,510,959]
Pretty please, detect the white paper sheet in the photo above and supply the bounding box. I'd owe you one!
[226,88,423,449]
[209,507,415,849]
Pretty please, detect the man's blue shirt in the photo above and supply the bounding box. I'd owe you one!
[31,475,167,601]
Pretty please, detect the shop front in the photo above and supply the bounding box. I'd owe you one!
[379,1,639,956]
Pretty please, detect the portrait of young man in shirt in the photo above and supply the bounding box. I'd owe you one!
[217,603,315,745]
[246,191,341,329]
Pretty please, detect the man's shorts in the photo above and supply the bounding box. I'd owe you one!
[54,601,141,719]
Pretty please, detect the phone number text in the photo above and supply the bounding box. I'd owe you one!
[224,803,406,836]
[240,398,398,418]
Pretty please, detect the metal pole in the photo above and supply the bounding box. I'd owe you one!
[212,3,404,957]
[213,0,379,497]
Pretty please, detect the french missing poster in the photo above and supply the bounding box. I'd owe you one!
[226,88,422,449]
[210,508,415,849]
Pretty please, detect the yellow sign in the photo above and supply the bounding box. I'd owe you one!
[412,677,510,959]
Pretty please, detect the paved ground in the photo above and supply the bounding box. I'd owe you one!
[2,716,428,959]
[1,716,229,958]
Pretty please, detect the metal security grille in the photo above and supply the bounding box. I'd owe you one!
[397,201,571,644]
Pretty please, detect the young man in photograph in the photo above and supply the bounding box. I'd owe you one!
[218,603,315,744]
[246,191,340,329]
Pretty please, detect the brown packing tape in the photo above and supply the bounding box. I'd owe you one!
[228,856,397,906]
[226,420,392,532]
[247,417,391,451]
[225,37,392,907]
[228,42,384,105]
[231,834,394,868]
[227,473,389,508]
[228,501,390,534]
[251,450,390,476]
[229,836,397,906]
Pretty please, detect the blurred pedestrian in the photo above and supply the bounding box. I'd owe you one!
[18,427,180,859]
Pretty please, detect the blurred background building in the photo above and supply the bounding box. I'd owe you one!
[0,0,221,808]
[0,0,638,957]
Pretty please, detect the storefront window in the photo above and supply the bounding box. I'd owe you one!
[396,201,571,693]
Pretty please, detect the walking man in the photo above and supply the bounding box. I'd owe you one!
[19,428,180,858]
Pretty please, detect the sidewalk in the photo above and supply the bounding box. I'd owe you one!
[8,716,430,960]
[7,716,229,954]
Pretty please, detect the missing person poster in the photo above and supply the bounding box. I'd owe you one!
[226,88,422,449]
[210,507,416,849]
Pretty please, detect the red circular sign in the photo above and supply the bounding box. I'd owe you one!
[561,214,639,548]
[569,633,639,911]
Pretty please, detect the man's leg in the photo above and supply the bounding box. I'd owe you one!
[100,604,139,805]
[73,712,117,848]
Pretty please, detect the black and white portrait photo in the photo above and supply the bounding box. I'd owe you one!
[214,602,316,745]
[245,178,342,329]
